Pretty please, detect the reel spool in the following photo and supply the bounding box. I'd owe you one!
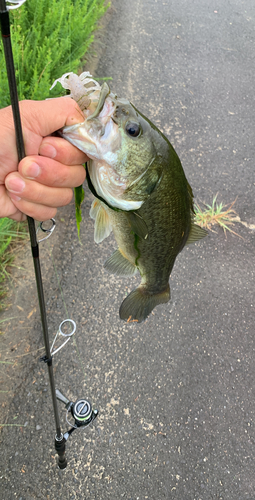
[72,398,94,427]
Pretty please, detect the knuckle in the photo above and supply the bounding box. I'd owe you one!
[61,188,73,206]
[40,208,57,221]
[66,189,74,205]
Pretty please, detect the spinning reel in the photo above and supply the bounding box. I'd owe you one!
[53,389,98,469]
[40,319,99,468]
[56,389,98,441]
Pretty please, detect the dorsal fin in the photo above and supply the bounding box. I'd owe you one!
[186,223,207,245]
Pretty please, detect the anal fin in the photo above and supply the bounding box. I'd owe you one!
[104,249,137,276]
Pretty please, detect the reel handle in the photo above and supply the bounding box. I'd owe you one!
[56,389,70,407]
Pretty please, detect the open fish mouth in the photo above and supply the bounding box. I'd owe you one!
[59,94,117,154]
[61,104,143,211]
[58,74,144,211]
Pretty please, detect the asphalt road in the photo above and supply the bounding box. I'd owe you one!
[0,0,255,498]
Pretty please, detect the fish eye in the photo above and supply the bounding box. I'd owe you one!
[125,122,141,138]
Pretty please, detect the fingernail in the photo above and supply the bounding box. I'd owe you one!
[9,193,21,202]
[6,176,25,194]
[39,142,57,159]
[22,161,40,179]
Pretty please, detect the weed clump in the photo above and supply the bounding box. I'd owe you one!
[194,195,240,236]
[0,219,28,309]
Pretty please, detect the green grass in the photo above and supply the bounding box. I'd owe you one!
[0,0,110,106]
[194,195,240,236]
[0,218,28,310]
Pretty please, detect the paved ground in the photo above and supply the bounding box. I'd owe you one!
[0,0,255,498]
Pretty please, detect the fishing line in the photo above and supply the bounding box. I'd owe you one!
[0,0,98,469]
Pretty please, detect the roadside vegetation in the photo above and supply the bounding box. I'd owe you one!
[0,0,109,107]
[0,219,28,311]
[0,0,109,306]
[194,195,240,237]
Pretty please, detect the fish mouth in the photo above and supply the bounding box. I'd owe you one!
[60,90,144,211]
[60,88,117,157]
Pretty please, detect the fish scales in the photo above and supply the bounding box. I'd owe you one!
[58,73,207,322]
[109,147,191,288]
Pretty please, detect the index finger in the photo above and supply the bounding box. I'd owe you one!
[39,136,88,165]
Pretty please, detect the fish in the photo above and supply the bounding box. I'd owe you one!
[58,73,207,322]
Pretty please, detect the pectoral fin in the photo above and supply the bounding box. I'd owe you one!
[185,223,207,245]
[89,199,112,243]
[126,211,149,240]
[104,249,137,276]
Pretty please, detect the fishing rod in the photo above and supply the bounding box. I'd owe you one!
[0,0,98,469]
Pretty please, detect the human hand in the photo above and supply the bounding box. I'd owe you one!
[1,98,87,221]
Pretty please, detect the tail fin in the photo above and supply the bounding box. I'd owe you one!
[119,284,170,323]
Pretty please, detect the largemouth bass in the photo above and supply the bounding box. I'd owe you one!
[55,73,207,322]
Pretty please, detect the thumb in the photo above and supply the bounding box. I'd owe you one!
[20,97,85,138]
